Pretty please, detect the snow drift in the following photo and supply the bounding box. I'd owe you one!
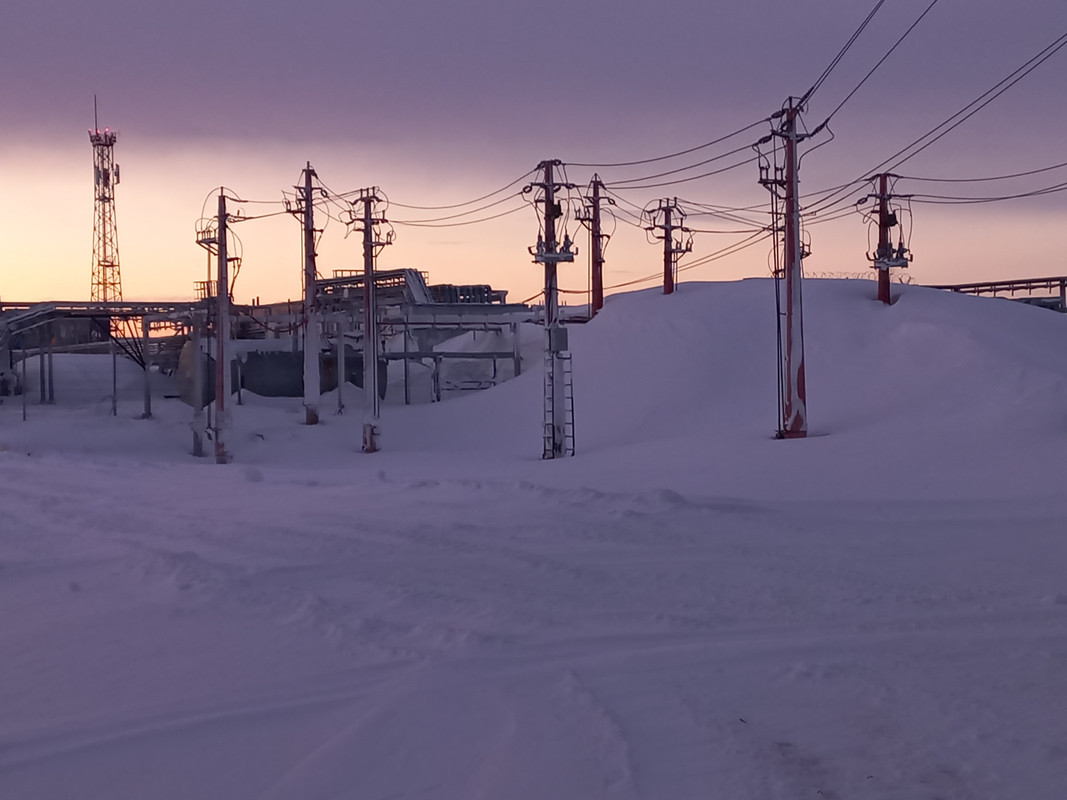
[1,279,1066,799]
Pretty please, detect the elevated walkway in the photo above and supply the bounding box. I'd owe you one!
[927,276,1067,312]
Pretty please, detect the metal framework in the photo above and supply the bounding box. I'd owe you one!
[927,276,1067,299]
[89,119,122,304]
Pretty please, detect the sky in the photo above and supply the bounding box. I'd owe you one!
[2,0,1066,305]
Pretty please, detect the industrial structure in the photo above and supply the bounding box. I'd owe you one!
[89,101,122,305]
[6,7,1066,463]
[526,160,577,459]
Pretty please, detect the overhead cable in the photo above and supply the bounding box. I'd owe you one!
[566,118,770,169]
[804,29,1067,218]
[608,143,757,187]
[357,168,536,211]
[391,204,528,228]
[899,160,1067,183]
[910,180,1067,204]
[815,0,942,130]
[800,0,887,106]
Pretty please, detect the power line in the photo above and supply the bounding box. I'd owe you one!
[899,160,1067,183]
[358,168,536,211]
[804,29,1067,218]
[391,204,528,228]
[606,155,759,191]
[609,142,757,187]
[801,0,887,106]
[566,117,770,169]
[815,0,942,130]
[689,226,768,234]
[883,32,1067,173]
[598,228,774,293]
[390,191,521,224]
[681,229,775,272]
[910,180,1067,204]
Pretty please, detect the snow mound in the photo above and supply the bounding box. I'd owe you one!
[4,279,1067,501]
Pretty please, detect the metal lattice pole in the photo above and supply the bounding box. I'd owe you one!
[89,100,122,305]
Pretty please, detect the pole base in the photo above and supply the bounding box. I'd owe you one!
[362,423,379,453]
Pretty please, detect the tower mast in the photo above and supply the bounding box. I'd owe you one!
[89,97,122,303]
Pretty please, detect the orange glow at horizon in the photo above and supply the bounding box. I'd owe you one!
[1,138,1064,308]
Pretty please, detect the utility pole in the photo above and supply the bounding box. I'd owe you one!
[758,98,810,439]
[195,196,230,462]
[645,198,692,295]
[577,174,612,316]
[350,188,391,453]
[214,191,231,464]
[300,163,320,425]
[526,160,577,459]
[865,173,911,304]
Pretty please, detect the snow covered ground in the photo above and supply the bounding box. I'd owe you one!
[1,279,1066,799]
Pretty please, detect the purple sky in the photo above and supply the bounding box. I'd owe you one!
[3,0,1066,302]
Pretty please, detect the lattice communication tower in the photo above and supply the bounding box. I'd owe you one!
[89,120,122,302]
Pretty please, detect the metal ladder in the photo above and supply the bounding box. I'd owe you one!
[560,352,575,457]
[542,349,575,458]
[542,347,556,458]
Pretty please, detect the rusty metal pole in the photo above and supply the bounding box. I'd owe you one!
[877,173,892,305]
[662,201,674,295]
[590,175,605,314]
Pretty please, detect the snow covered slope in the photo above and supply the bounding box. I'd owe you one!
[1,279,1066,799]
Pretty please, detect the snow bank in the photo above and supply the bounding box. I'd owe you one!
[1,279,1066,799]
